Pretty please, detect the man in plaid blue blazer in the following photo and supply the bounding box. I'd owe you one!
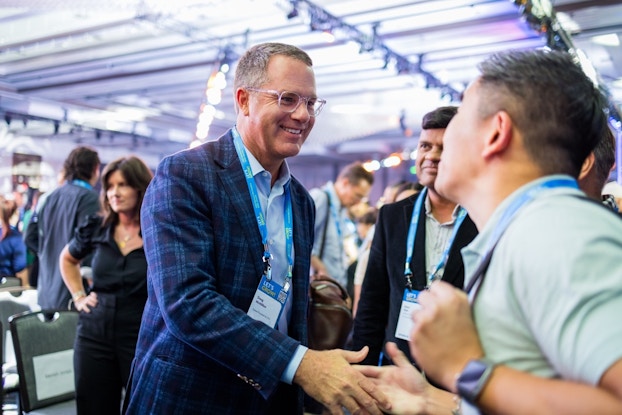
[123,43,388,415]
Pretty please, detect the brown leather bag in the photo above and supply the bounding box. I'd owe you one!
[308,277,353,350]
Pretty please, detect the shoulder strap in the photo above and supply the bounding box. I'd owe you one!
[318,190,331,260]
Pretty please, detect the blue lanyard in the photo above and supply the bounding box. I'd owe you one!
[465,177,579,296]
[404,188,466,289]
[232,129,294,287]
[71,179,92,190]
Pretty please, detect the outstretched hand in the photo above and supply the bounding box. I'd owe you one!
[409,281,484,391]
[294,346,391,415]
[354,342,428,415]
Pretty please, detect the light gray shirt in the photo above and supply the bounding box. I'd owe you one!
[461,175,622,413]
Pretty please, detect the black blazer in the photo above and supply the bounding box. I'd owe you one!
[352,192,478,366]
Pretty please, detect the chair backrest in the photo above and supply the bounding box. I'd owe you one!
[0,276,23,297]
[0,297,31,365]
[9,310,79,412]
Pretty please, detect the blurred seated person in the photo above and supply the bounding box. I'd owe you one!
[0,195,28,286]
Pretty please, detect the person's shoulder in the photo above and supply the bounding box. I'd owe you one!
[160,131,233,168]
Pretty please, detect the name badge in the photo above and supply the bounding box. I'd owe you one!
[247,274,287,329]
[395,289,422,341]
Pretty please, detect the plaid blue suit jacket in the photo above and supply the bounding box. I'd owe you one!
[124,131,315,414]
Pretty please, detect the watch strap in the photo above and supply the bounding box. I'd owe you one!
[456,358,496,404]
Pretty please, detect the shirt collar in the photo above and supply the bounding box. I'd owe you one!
[424,192,462,223]
[240,139,291,192]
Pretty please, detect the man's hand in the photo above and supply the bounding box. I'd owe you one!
[354,342,428,415]
[294,346,390,415]
[310,255,330,281]
[409,281,484,391]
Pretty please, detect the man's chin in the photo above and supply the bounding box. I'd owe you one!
[418,174,435,189]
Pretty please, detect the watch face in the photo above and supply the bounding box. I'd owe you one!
[457,359,495,404]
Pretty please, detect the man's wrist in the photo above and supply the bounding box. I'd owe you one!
[423,385,459,415]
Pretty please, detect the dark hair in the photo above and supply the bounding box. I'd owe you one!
[395,181,424,196]
[477,49,608,177]
[0,196,17,240]
[100,156,153,228]
[357,207,378,225]
[421,106,458,130]
[234,42,313,91]
[337,162,375,187]
[63,146,100,182]
[592,126,616,189]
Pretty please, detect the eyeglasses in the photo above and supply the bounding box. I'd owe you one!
[245,87,326,117]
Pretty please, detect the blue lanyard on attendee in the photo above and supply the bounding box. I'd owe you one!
[404,188,466,290]
[71,179,92,190]
[232,129,294,289]
[465,177,579,297]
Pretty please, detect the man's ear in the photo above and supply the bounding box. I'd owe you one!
[236,88,250,116]
[579,152,595,181]
[481,111,513,159]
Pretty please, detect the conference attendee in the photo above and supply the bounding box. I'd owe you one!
[577,125,619,210]
[59,156,153,415]
[123,42,388,415]
[0,195,27,284]
[376,179,408,208]
[357,49,622,414]
[352,106,478,368]
[309,162,374,288]
[26,146,101,309]
[602,179,622,211]
[394,181,423,203]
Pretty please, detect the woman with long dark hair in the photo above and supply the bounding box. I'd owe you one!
[60,156,153,415]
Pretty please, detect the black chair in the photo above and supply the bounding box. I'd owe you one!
[0,296,31,412]
[9,310,78,414]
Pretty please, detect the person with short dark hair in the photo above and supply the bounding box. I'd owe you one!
[28,146,101,309]
[309,162,375,288]
[352,106,478,368]
[578,125,618,209]
[356,49,622,415]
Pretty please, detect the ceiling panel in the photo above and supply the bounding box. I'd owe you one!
[0,0,620,175]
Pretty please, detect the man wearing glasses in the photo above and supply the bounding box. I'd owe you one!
[124,42,388,415]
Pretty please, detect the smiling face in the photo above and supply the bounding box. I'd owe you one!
[415,128,446,192]
[106,170,139,216]
[237,54,317,170]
